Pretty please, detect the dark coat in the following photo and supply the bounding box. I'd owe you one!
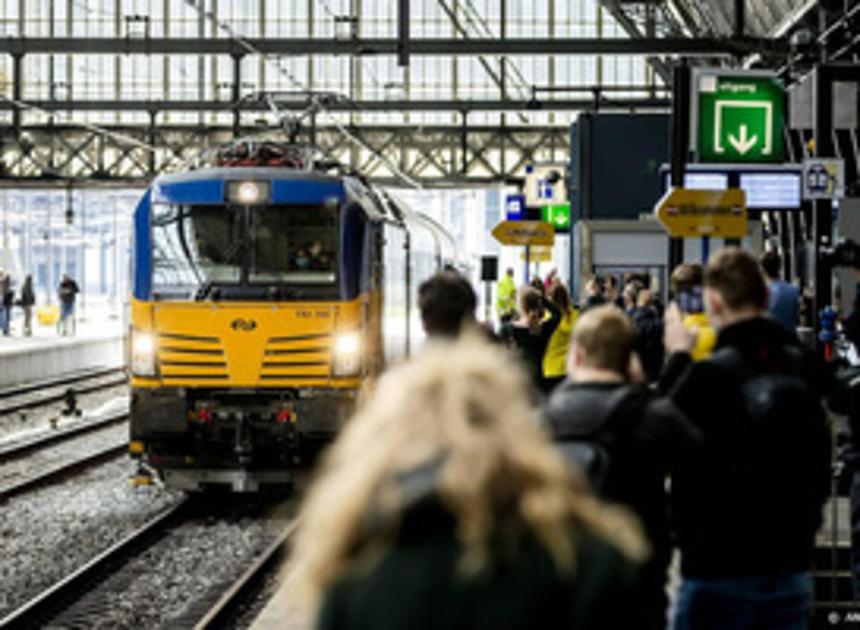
[318,497,640,630]
[1,275,12,308]
[501,297,561,391]
[660,317,831,579]
[544,381,700,629]
[58,278,79,306]
[20,279,34,307]
[629,306,664,382]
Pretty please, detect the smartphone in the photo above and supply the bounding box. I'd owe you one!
[677,287,704,314]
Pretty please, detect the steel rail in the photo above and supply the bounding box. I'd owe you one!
[193,520,298,630]
[0,499,189,630]
[0,410,128,460]
[0,426,128,503]
[0,366,123,402]
[0,371,127,416]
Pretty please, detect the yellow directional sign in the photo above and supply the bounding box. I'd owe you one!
[520,246,553,262]
[655,187,747,238]
[491,220,554,246]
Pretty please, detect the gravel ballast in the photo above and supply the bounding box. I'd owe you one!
[0,457,182,619]
[51,514,284,628]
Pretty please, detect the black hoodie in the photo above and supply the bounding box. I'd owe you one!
[661,317,831,579]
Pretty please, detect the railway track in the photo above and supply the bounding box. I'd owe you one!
[193,522,296,629]
[0,366,126,416]
[0,497,297,629]
[0,411,128,502]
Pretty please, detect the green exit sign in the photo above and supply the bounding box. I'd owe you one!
[695,70,784,163]
[541,203,570,231]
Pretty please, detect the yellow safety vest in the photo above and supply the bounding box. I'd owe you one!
[543,310,578,378]
[496,275,516,317]
[683,312,717,361]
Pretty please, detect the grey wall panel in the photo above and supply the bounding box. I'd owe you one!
[592,233,667,265]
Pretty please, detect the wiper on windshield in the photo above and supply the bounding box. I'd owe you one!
[195,280,219,301]
[194,240,244,301]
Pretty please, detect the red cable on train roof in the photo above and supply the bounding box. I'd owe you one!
[213,139,307,169]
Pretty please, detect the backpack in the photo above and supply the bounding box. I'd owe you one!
[549,387,645,493]
[708,343,828,526]
[709,343,812,433]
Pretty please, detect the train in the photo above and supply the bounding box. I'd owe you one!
[128,144,457,491]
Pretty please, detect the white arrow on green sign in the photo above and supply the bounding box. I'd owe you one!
[695,70,784,163]
[726,124,758,155]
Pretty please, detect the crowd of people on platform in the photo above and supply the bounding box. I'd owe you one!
[0,272,79,337]
[285,247,828,630]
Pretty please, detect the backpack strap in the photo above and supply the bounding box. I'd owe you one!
[709,343,804,378]
[599,386,647,442]
[546,385,637,442]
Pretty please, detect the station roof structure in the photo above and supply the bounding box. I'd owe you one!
[0,0,853,186]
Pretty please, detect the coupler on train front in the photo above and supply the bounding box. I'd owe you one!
[128,387,356,492]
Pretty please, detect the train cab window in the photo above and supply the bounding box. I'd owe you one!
[151,204,242,299]
[249,204,338,285]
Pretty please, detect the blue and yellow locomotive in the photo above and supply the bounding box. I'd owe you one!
[128,149,455,490]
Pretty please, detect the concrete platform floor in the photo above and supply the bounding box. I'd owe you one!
[0,311,124,387]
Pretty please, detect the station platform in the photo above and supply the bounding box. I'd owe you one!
[0,314,124,388]
[250,588,311,630]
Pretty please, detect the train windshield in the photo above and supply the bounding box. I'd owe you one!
[249,204,337,284]
[150,203,338,300]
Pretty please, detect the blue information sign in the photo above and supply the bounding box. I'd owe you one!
[505,194,526,221]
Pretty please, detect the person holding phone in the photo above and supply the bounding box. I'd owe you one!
[670,263,716,362]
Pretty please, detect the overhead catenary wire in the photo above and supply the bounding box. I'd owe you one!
[0,95,158,153]
[0,93,208,177]
[182,0,422,189]
[457,0,532,101]
[0,1,197,175]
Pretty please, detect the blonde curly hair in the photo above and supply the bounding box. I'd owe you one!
[287,334,646,610]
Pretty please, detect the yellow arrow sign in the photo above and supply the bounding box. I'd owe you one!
[491,220,554,246]
[655,187,747,238]
[520,246,553,262]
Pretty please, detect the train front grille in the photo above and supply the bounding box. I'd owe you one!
[260,333,332,382]
[157,332,230,382]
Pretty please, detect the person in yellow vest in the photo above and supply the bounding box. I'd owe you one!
[670,263,716,361]
[542,283,579,392]
[495,267,517,325]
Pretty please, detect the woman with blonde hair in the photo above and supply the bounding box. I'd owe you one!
[287,335,646,630]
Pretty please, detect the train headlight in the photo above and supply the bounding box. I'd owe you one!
[131,331,157,377]
[332,332,361,377]
[226,180,271,205]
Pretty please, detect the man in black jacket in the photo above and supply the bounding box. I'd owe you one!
[545,305,700,630]
[661,248,831,630]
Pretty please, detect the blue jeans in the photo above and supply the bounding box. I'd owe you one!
[59,302,75,336]
[672,573,812,630]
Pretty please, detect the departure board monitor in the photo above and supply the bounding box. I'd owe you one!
[660,165,802,211]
